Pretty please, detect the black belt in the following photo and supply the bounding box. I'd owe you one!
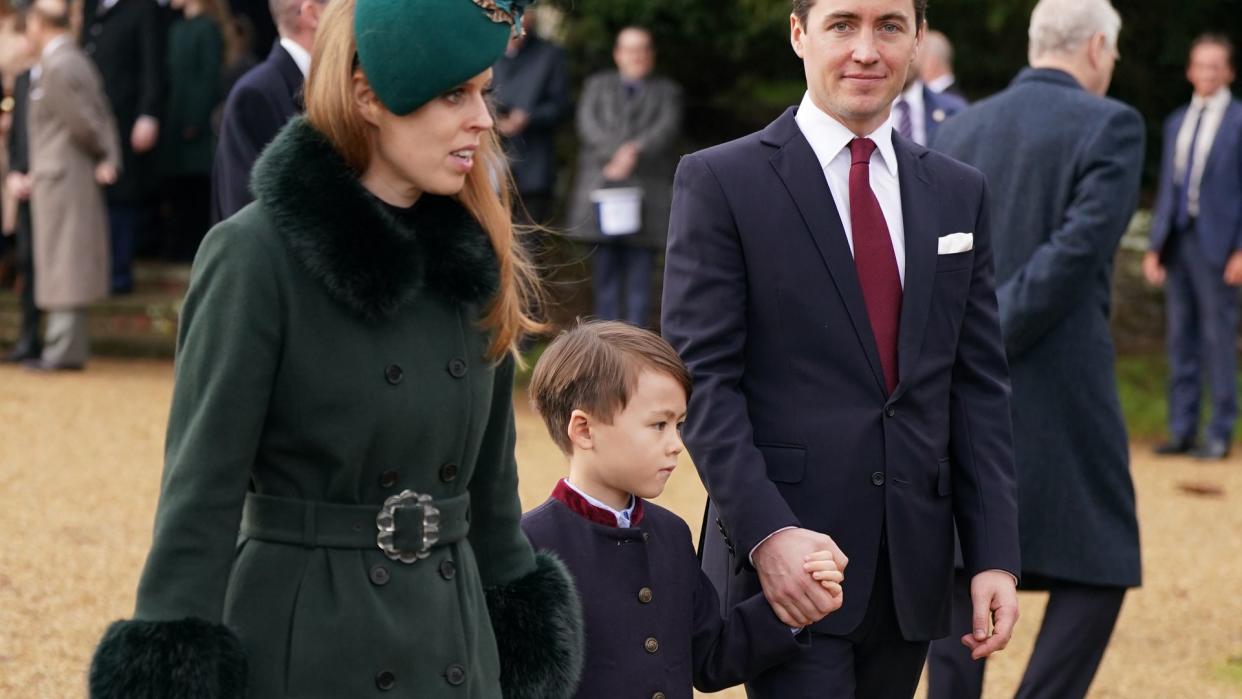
[240,491,470,563]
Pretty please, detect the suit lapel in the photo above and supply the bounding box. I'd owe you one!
[1200,101,1241,179]
[890,136,936,402]
[764,109,887,396]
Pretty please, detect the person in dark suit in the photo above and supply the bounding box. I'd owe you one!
[891,71,967,148]
[920,30,964,100]
[211,0,325,222]
[493,10,571,226]
[928,1,1142,697]
[1146,34,1242,461]
[523,320,842,699]
[660,0,1021,696]
[3,67,40,362]
[81,0,163,294]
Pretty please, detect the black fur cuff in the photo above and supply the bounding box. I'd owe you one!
[89,617,246,699]
[486,552,584,699]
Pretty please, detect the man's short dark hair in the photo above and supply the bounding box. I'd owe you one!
[792,0,928,31]
[1190,33,1235,70]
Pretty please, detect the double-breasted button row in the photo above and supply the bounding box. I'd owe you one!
[376,670,396,690]
[445,664,466,686]
[644,637,660,654]
[385,364,404,385]
[638,587,653,604]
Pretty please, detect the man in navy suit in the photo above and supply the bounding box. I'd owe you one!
[1146,34,1242,461]
[211,0,326,222]
[661,0,1020,695]
[891,71,966,147]
[929,1,1142,697]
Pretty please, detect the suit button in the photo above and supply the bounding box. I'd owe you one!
[439,462,459,482]
[653,693,667,699]
[379,470,399,488]
[369,565,390,586]
[447,358,468,378]
[439,559,457,580]
[885,406,896,418]
[644,637,659,654]
[375,670,395,690]
[872,472,886,486]
[445,664,466,686]
[385,364,404,385]
[638,587,653,604]
[90,24,102,36]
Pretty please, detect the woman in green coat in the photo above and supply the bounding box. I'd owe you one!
[89,1,583,697]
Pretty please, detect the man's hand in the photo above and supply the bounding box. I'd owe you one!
[131,115,159,153]
[754,527,848,627]
[1224,251,1242,286]
[5,171,32,201]
[95,163,118,186]
[1143,251,1166,287]
[602,141,640,182]
[961,570,1019,660]
[497,108,530,138]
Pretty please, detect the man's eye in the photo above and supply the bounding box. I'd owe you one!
[880,23,900,33]
[831,22,851,32]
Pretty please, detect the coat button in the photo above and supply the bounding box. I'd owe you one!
[439,462,459,483]
[445,664,466,686]
[447,358,468,378]
[439,559,457,580]
[653,693,667,699]
[385,364,404,385]
[375,670,395,690]
[885,406,896,418]
[638,587,654,604]
[379,470,399,488]
[644,637,659,654]
[369,565,390,586]
[872,472,886,486]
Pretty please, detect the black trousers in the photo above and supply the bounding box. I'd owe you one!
[11,202,41,355]
[926,570,1126,699]
[746,551,931,699]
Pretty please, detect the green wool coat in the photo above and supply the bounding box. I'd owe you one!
[90,118,582,699]
[158,14,222,176]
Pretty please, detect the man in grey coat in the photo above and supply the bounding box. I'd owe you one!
[928,0,1142,697]
[566,26,682,328]
[23,0,121,371]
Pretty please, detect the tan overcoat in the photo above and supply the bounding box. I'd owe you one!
[28,37,119,309]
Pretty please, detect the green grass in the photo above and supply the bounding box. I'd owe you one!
[1214,655,1242,689]
[1117,353,1242,442]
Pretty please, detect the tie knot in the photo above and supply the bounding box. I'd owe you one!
[850,137,877,166]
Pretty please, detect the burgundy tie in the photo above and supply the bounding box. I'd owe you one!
[848,137,902,393]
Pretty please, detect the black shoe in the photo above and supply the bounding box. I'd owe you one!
[2,346,40,363]
[21,358,85,372]
[1192,439,1230,460]
[1154,436,1196,455]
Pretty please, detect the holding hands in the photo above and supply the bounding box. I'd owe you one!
[753,527,849,627]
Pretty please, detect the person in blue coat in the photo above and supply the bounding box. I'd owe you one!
[523,320,845,699]
[929,1,1143,697]
[1145,34,1242,461]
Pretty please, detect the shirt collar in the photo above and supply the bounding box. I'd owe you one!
[1191,87,1232,112]
[927,74,955,93]
[553,478,643,528]
[279,37,312,79]
[42,34,70,60]
[794,91,898,177]
[897,80,925,111]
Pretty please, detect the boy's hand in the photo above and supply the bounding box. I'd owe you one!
[799,550,844,620]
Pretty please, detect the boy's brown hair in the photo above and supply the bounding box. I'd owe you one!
[530,320,693,454]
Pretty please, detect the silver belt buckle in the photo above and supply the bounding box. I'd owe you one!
[376,490,442,563]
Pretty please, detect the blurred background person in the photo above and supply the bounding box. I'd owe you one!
[921,29,965,99]
[24,0,121,371]
[566,25,682,328]
[211,0,325,222]
[1145,34,1242,461]
[892,61,967,148]
[930,1,1143,697]
[80,0,163,295]
[493,9,571,228]
[2,9,39,363]
[157,0,225,263]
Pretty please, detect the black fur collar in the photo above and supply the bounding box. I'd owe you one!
[250,117,499,320]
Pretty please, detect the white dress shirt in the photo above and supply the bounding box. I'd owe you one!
[891,80,928,146]
[927,74,957,94]
[1174,87,1232,218]
[793,91,907,285]
[279,37,312,80]
[563,479,636,528]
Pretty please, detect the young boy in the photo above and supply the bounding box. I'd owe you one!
[523,320,844,698]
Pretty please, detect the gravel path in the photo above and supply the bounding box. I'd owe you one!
[1,359,1239,698]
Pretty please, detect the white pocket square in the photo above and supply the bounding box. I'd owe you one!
[938,232,974,255]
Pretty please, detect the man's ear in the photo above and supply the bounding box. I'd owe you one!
[567,409,594,451]
[790,13,806,59]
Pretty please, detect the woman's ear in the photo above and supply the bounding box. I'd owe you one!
[353,71,383,127]
[567,410,594,451]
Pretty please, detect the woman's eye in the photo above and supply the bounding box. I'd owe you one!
[444,89,465,104]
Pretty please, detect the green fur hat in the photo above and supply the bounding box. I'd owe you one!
[355,0,532,115]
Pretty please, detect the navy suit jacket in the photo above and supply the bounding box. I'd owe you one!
[1149,97,1242,266]
[211,41,303,223]
[662,107,1019,640]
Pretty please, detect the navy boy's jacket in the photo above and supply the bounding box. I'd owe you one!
[522,480,809,699]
